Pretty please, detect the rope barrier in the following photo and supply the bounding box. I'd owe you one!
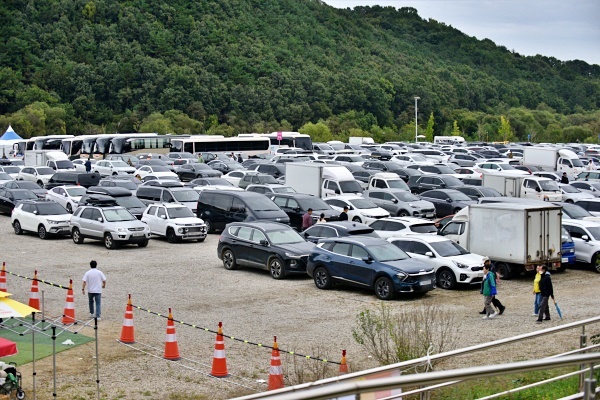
[5,270,70,290]
[132,304,341,365]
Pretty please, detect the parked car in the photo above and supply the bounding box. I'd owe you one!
[388,234,486,289]
[574,199,600,216]
[239,173,279,189]
[84,187,147,219]
[0,165,23,179]
[197,191,290,233]
[142,203,207,243]
[558,183,595,203]
[575,171,600,181]
[11,199,71,239]
[45,172,101,190]
[307,237,436,300]
[369,217,438,239]
[570,181,600,197]
[175,163,222,181]
[419,189,477,217]
[207,160,244,174]
[97,178,139,194]
[562,219,600,272]
[362,189,436,218]
[0,188,38,214]
[270,193,339,230]
[474,162,528,176]
[249,163,286,179]
[166,152,197,165]
[408,175,465,194]
[533,171,562,181]
[69,197,151,249]
[137,158,175,172]
[433,214,454,231]
[455,186,504,201]
[93,160,136,177]
[301,221,378,243]
[105,154,140,167]
[134,165,178,180]
[45,185,87,213]
[217,221,315,279]
[362,160,407,175]
[136,183,199,212]
[246,184,296,195]
[2,180,48,198]
[323,195,389,224]
[17,166,55,187]
[453,167,481,179]
[189,177,244,192]
[448,154,479,167]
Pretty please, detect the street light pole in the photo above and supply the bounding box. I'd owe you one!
[414,96,420,143]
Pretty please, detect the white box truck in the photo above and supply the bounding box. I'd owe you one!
[439,203,563,279]
[348,137,375,145]
[24,150,75,171]
[482,172,562,202]
[522,147,584,178]
[285,162,363,198]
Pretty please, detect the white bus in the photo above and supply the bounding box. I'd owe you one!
[239,132,313,151]
[434,136,465,145]
[60,133,163,159]
[170,135,271,156]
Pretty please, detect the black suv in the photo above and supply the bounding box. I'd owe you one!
[408,175,465,194]
[217,221,315,279]
[46,172,100,189]
[250,163,285,179]
[270,194,339,230]
[362,160,405,175]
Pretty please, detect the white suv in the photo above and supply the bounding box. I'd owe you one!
[562,219,600,272]
[388,234,486,290]
[141,203,207,243]
[12,199,71,239]
[17,166,56,187]
[94,160,136,177]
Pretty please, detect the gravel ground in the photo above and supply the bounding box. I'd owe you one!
[1,213,600,399]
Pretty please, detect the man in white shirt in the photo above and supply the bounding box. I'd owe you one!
[82,260,107,320]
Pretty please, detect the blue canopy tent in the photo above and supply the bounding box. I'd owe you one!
[0,125,22,141]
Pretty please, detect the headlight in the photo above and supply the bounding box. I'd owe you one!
[396,271,408,281]
[453,261,469,269]
[115,227,126,232]
[46,220,60,225]
[285,252,302,259]
[72,199,79,204]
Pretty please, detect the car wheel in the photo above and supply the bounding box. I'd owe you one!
[38,224,48,240]
[104,233,116,249]
[452,207,462,214]
[13,220,22,235]
[138,239,149,248]
[204,219,214,234]
[269,257,286,280]
[72,228,84,244]
[166,228,177,243]
[313,266,332,289]
[592,253,600,273]
[436,269,456,290]
[398,210,409,217]
[66,203,73,213]
[374,276,395,300]
[222,249,237,270]
[495,262,512,280]
[352,216,362,223]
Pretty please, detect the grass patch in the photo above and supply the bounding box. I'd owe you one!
[0,319,94,366]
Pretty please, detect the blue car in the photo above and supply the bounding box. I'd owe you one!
[560,227,576,270]
[306,237,435,300]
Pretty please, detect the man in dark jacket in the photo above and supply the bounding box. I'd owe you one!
[560,173,569,184]
[84,159,92,172]
[536,265,554,323]
[339,206,349,221]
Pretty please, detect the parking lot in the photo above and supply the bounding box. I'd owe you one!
[1,213,600,399]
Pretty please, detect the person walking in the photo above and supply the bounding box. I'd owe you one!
[82,260,106,320]
[532,264,543,316]
[301,208,314,230]
[197,153,204,163]
[316,213,326,224]
[536,265,554,323]
[481,261,498,319]
[560,172,569,184]
[479,259,505,315]
[339,206,349,221]
[237,154,243,163]
[84,158,92,173]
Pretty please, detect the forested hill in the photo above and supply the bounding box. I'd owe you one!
[1,0,599,138]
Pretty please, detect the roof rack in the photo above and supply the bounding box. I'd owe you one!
[82,195,118,207]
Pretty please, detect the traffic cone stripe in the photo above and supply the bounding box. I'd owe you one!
[214,349,225,358]
[166,333,177,341]
[122,318,133,327]
[30,292,39,299]
[270,366,283,374]
[0,262,7,292]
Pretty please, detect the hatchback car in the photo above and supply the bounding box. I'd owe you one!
[570,181,600,197]
[69,198,151,249]
[239,173,279,189]
[45,185,88,213]
[134,165,178,180]
[175,163,222,181]
[419,189,477,217]
[388,234,486,289]
[307,237,435,300]
[0,188,38,214]
[142,203,207,243]
[408,175,465,194]
[93,160,136,177]
[217,222,315,279]
[369,217,438,239]
[562,219,600,272]
[17,166,55,187]
[558,183,594,203]
[12,199,71,239]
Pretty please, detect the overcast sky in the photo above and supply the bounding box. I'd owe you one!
[322,0,600,66]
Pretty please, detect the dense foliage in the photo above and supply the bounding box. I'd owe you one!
[1,0,599,142]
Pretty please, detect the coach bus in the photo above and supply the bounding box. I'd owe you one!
[239,132,313,151]
[170,135,271,156]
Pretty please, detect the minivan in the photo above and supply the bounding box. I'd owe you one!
[197,191,290,233]
[136,184,199,213]
[45,172,101,189]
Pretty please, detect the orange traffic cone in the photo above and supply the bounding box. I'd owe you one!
[268,336,284,391]
[163,308,180,361]
[62,279,75,324]
[339,350,348,375]
[0,262,7,292]
[119,294,135,344]
[210,321,229,377]
[28,270,40,310]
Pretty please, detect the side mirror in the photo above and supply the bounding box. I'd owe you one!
[582,235,590,242]
[440,183,447,188]
[446,198,453,203]
[334,189,340,194]
[160,215,166,219]
[304,232,309,237]
[535,186,541,192]
[362,256,373,264]
[97,218,103,222]
[392,198,398,203]
[497,168,501,171]
[259,239,269,246]
[63,193,67,197]
[425,251,434,257]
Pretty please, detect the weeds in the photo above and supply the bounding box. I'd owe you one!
[281,346,337,385]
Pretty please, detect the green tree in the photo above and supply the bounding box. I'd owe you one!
[299,122,333,142]
[451,120,461,136]
[425,112,435,142]
[498,116,516,142]
[139,112,173,134]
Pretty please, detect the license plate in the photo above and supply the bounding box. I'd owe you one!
[561,258,568,263]
[421,279,432,285]
[133,233,144,237]
[426,214,434,218]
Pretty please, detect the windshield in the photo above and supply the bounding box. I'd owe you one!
[479,188,502,197]
[394,192,419,202]
[17,181,40,189]
[1,167,20,174]
[245,196,281,211]
[65,187,87,196]
[348,198,377,209]
[150,166,169,172]
[540,180,560,191]
[436,166,456,174]
[561,185,580,194]
[449,191,472,201]
[225,162,243,170]
[36,167,55,175]
[442,177,464,186]
[14,191,38,200]
[329,144,345,150]
[346,156,364,162]
[586,226,600,241]
[410,224,438,234]
[115,196,146,208]
[387,180,410,190]
[273,186,295,193]
[112,181,137,190]
[411,154,428,162]
[200,178,232,186]
[37,203,67,215]
[172,189,200,202]
[498,164,516,170]
[298,198,331,211]
[55,161,73,169]
[0,173,12,180]
[103,208,136,222]
[319,144,335,151]
[561,227,573,244]
[260,175,278,184]
[111,161,129,168]
[370,243,410,262]
[266,229,305,245]
[167,207,195,218]
[572,159,584,167]
[431,240,469,257]
[562,203,592,219]
[339,180,363,193]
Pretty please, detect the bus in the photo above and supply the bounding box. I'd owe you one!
[60,133,163,159]
[170,135,271,156]
[239,132,313,151]
[433,136,466,145]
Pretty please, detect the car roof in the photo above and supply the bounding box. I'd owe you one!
[388,233,449,243]
[563,219,600,228]
[156,203,190,209]
[324,195,363,201]
[270,193,314,199]
[225,221,291,231]
[320,236,388,246]
[310,221,371,231]
[87,186,132,196]
[377,216,434,225]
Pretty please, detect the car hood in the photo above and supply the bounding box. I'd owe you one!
[45,214,72,223]
[171,217,205,225]
[277,241,315,255]
[114,167,136,172]
[358,207,389,216]
[382,258,434,273]
[444,253,486,267]
[311,209,339,219]
[408,200,435,209]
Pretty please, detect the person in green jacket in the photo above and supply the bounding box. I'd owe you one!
[481,262,498,319]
